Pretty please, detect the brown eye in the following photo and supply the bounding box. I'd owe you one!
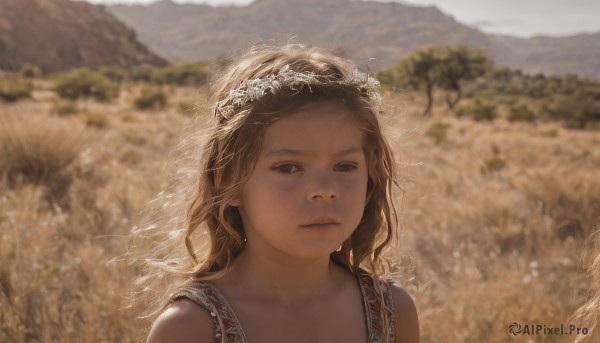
[273,164,301,173]
[334,163,358,172]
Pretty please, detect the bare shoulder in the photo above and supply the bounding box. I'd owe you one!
[146,298,215,343]
[389,283,420,343]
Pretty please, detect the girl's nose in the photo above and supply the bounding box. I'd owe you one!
[308,172,338,201]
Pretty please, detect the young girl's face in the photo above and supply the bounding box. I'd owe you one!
[232,101,369,260]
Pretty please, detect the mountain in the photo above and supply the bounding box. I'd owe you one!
[0,0,168,73]
[107,0,600,78]
[108,0,501,68]
[491,32,600,78]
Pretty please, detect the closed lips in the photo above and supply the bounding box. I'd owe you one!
[301,218,340,226]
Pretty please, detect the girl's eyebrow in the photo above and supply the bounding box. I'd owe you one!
[265,147,363,157]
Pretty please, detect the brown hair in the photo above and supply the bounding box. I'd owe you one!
[570,232,600,342]
[128,43,400,340]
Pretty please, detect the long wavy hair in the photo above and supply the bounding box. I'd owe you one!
[570,232,600,342]
[127,43,401,341]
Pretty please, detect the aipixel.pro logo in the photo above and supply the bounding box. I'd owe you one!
[508,322,588,336]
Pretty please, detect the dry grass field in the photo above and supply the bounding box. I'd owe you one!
[0,81,599,342]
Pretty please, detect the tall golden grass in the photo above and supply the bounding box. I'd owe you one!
[0,84,598,342]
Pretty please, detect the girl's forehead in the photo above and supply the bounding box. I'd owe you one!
[277,101,356,123]
[271,101,359,127]
[260,102,365,155]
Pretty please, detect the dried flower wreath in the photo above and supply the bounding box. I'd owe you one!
[214,65,382,118]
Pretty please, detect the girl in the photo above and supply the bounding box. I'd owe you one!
[569,233,600,343]
[134,43,419,343]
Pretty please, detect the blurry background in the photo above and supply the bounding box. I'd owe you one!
[0,0,599,342]
[82,0,600,37]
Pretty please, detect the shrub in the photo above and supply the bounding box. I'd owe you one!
[483,156,506,173]
[543,88,600,129]
[54,68,118,101]
[134,86,168,110]
[152,61,209,86]
[0,78,31,102]
[521,74,551,98]
[490,67,513,82]
[426,122,451,145]
[482,145,506,173]
[0,117,85,186]
[51,100,79,116]
[376,69,401,90]
[508,103,537,123]
[20,63,42,78]
[84,112,109,128]
[457,98,497,121]
[99,66,128,83]
[130,67,154,83]
[541,129,558,138]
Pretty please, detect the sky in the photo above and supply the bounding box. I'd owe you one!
[81,0,600,38]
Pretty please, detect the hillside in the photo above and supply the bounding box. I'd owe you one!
[108,0,600,78]
[108,0,504,68]
[0,0,168,73]
[492,32,600,77]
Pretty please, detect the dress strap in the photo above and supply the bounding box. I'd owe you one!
[171,274,394,343]
[170,281,248,343]
[357,272,395,343]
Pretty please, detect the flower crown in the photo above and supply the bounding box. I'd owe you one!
[214,65,382,118]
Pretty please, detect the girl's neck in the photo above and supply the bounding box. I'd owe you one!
[221,245,346,305]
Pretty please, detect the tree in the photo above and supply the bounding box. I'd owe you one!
[397,46,441,115]
[437,45,491,111]
[379,45,491,115]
